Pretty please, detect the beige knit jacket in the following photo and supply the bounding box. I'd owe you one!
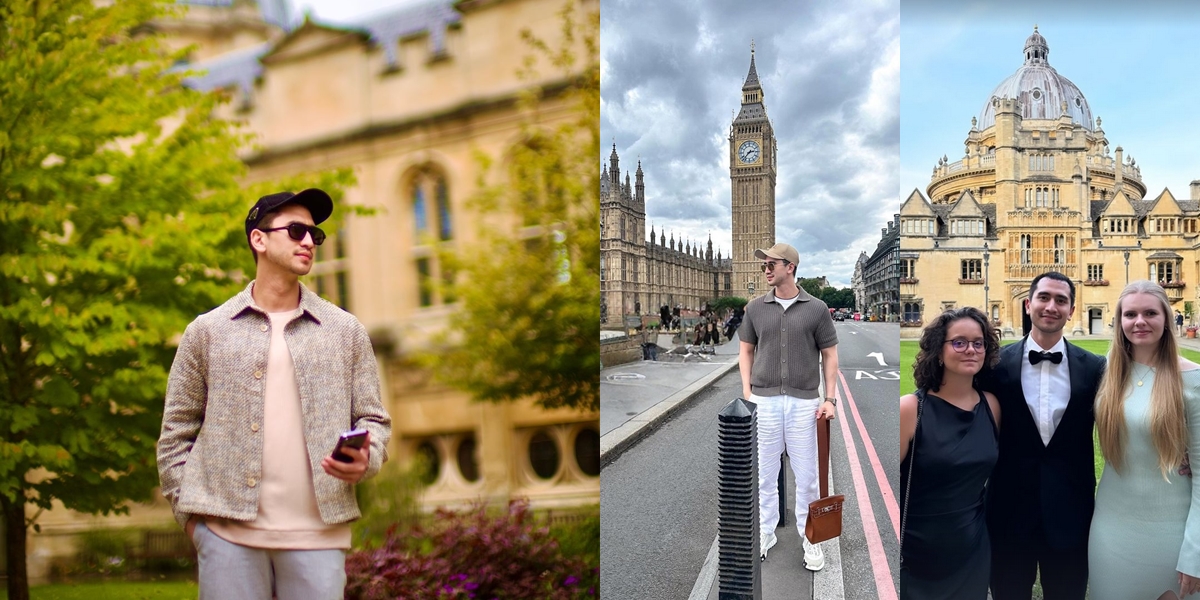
[156,282,392,529]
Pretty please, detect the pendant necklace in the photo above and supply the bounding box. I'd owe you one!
[1134,363,1153,387]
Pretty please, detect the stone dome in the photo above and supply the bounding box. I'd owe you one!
[977,27,1093,131]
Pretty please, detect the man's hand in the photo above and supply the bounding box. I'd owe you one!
[321,433,371,483]
[185,516,198,540]
[816,400,836,420]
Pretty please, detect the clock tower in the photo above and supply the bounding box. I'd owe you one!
[729,44,777,298]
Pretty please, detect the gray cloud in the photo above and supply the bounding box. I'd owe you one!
[601,0,899,288]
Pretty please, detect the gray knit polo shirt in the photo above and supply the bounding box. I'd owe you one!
[738,287,838,399]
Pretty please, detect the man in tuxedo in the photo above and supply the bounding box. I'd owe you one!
[983,272,1105,600]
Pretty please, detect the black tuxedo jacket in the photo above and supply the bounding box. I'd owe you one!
[981,337,1106,550]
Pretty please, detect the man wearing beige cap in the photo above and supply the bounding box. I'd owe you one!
[737,242,839,570]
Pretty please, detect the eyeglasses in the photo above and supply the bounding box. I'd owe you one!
[945,339,985,353]
[259,223,326,246]
[761,261,788,272]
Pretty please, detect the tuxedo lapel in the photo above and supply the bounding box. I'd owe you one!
[1044,340,1096,450]
[998,337,1042,444]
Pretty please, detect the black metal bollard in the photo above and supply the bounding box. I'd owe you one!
[717,397,761,600]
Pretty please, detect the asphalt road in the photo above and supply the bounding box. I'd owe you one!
[599,322,901,599]
[599,365,736,599]
[829,322,900,598]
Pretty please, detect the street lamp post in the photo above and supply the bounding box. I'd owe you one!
[983,242,990,325]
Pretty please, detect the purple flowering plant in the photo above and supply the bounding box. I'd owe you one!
[344,499,598,599]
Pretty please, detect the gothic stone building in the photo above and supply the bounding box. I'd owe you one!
[900,28,1200,337]
[600,146,732,322]
[598,47,782,322]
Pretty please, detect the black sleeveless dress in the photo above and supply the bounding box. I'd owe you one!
[899,390,998,600]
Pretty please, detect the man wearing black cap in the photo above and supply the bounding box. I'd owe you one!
[157,190,392,599]
[738,242,839,571]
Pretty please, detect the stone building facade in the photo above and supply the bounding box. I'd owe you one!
[852,251,868,313]
[14,0,599,582]
[600,146,733,321]
[900,28,1200,337]
[863,215,900,320]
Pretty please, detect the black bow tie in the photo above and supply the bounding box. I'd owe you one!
[1029,350,1063,365]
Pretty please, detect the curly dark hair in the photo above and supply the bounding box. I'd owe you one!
[913,306,1000,392]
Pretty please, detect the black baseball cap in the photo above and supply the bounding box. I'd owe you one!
[245,188,333,244]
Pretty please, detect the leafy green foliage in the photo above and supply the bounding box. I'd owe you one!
[429,4,599,411]
[0,1,352,593]
[796,278,855,309]
[709,296,747,313]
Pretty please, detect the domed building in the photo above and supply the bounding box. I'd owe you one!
[900,27,1200,337]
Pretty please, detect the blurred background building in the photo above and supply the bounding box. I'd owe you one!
[19,0,598,582]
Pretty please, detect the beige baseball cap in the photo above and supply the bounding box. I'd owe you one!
[754,243,799,266]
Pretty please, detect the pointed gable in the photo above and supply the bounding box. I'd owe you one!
[1102,190,1136,216]
[261,19,368,65]
[900,189,935,216]
[948,189,984,218]
[1148,188,1182,216]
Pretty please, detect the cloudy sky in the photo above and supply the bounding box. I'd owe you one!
[600,0,899,289]
[902,1,1200,204]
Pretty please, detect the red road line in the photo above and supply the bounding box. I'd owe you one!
[838,369,900,539]
[836,375,897,600]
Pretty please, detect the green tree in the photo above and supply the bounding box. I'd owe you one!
[797,277,825,298]
[709,296,747,314]
[0,2,351,597]
[430,3,599,412]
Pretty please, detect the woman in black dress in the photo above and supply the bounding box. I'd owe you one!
[899,307,1001,599]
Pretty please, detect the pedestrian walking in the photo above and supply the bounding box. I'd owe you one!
[738,242,838,571]
[157,189,392,600]
[1177,310,1185,337]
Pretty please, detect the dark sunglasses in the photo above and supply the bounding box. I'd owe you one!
[259,223,326,245]
[761,261,788,272]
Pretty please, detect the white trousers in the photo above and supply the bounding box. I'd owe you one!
[193,521,346,600]
[753,393,821,540]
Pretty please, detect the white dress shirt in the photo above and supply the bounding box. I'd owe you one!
[1020,336,1071,446]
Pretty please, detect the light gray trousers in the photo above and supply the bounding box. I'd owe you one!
[193,522,347,600]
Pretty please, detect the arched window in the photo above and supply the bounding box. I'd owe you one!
[437,178,452,241]
[408,169,455,308]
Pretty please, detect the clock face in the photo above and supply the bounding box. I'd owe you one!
[738,140,760,164]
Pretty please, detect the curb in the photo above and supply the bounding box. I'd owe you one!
[599,359,740,468]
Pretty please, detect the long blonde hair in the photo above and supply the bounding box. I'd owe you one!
[1095,280,1185,479]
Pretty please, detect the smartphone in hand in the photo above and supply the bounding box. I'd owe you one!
[331,429,368,463]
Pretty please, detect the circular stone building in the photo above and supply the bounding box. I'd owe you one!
[900,27,1199,337]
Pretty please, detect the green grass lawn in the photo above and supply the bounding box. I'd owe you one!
[899,337,1200,483]
[0,580,198,600]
